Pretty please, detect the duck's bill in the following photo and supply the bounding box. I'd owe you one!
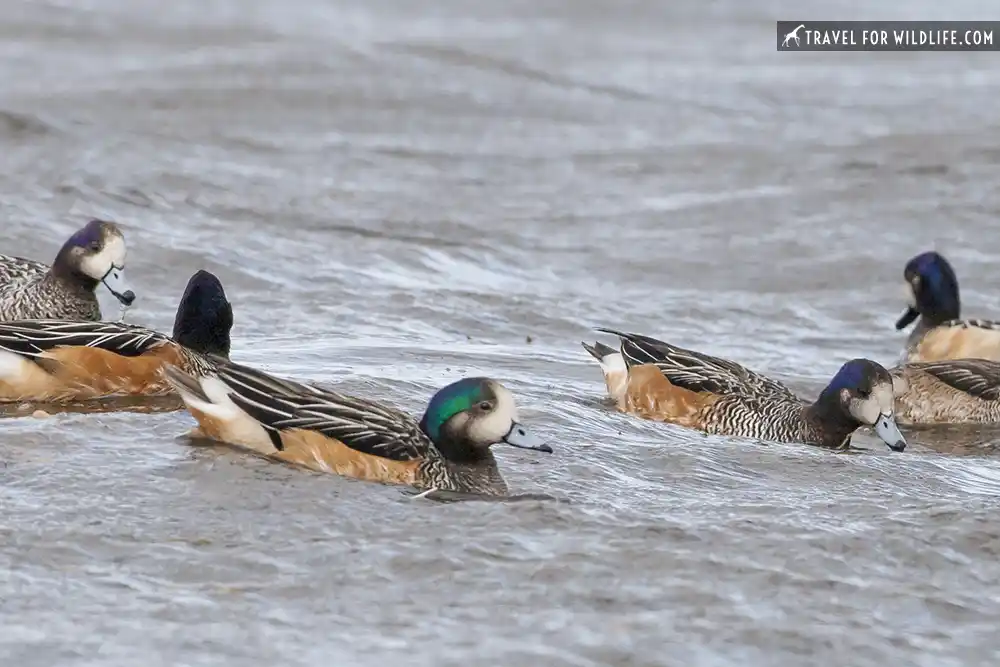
[101,265,136,307]
[502,422,552,453]
[895,306,918,331]
[874,413,906,452]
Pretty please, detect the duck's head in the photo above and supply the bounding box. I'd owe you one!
[172,270,233,358]
[896,251,959,330]
[419,377,552,462]
[817,359,906,452]
[54,219,135,307]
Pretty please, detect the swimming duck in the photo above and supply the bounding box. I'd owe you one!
[0,270,231,403]
[895,251,1000,363]
[891,358,1000,424]
[162,361,552,495]
[0,218,136,322]
[583,329,906,451]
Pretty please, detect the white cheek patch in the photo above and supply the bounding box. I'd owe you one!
[848,382,895,425]
[79,234,127,281]
[848,397,880,425]
[875,383,895,414]
[467,384,518,444]
[903,281,916,307]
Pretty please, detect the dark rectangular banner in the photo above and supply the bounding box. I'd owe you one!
[777,21,1000,51]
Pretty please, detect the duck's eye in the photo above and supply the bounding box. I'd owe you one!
[478,401,493,411]
[87,241,101,252]
[857,388,872,399]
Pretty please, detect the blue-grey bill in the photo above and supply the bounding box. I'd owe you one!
[101,265,135,306]
[874,413,906,452]
[503,422,552,453]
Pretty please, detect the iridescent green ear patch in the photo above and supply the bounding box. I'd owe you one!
[419,378,489,442]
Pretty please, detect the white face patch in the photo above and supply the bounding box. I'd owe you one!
[903,281,916,307]
[846,381,895,425]
[78,233,133,305]
[466,382,518,445]
[78,233,127,281]
[874,382,894,415]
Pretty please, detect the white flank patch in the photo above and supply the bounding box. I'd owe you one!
[0,350,32,383]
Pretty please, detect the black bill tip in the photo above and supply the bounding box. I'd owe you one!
[116,289,136,307]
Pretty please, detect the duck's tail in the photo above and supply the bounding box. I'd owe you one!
[581,340,616,361]
[163,363,278,455]
[581,339,628,402]
[163,364,213,405]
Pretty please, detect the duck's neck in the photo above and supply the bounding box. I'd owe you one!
[920,296,961,328]
[418,447,508,496]
[424,428,492,465]
[172,314,232,358]
[38,266,100,300]
[419,426,508,495]
[906,317,937,352]
[447,456,507,495]
[802,399,861,450]
[46,259,98,295]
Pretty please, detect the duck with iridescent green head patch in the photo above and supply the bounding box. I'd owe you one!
[163,360,552,496]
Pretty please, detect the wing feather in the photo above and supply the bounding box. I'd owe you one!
[596,328,797,399]
[0,320,167,358]
[212,361,426,462]
[906,359,1000,401]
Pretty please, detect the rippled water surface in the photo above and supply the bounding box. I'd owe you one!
[4,0,1000,665]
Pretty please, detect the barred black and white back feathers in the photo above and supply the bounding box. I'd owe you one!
[939,319,1000,333]
[0,320,166,359]
[595,328,798,400]
[163,360,427,461]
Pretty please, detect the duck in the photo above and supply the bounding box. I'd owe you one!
[891,358,1000,424]
[162,360,552,496]
[583,329,906,452]
[895,251,1000,363]
[0,269,231,404]
[0,218,136,322]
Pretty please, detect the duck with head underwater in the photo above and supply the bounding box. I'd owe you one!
[0,269,233,405]
[583,329,906,452]
[895,251,1000,363]
[162,361,552,496]
[0,219,136,322]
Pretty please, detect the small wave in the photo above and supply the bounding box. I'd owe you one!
[0,109,56,138]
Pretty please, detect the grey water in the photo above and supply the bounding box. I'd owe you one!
[3,0,1000,665]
